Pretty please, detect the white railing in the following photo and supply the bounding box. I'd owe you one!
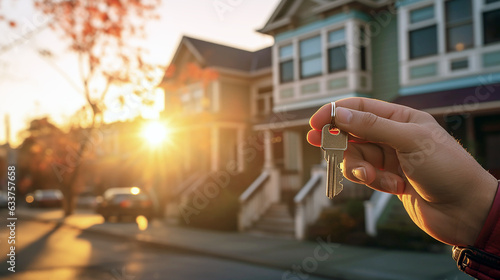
[293,165,331,240]
[238,169,280,231]
[363,191,392,236]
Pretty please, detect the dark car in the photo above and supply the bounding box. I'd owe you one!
[27,189,63,208]
[96,187,154,222]
[0,191,8,209]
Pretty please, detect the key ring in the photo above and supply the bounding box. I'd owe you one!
[329,101,336,130]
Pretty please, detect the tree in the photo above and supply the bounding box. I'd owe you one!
[1,0,162,216]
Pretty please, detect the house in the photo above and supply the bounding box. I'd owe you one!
[243,0,500,239]
[159,36,274,229]
[162,0,500,240]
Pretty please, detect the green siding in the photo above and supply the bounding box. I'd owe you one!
[371,13,399,102]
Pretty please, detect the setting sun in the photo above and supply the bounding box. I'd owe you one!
[141,121,170,146]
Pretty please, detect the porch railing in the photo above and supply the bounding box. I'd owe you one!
[364,191,392,236]
[293,165,331,240]
[238,169,280,231]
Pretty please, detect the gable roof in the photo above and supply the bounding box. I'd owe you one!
[258,0,391,35]
[171,36,272,74]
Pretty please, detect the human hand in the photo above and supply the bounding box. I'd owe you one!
[307,97,498,246]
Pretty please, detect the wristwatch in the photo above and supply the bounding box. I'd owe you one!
[452,246,500,279]
[452,181,500,280]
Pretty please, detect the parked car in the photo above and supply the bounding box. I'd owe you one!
[26,189,63,208]
[76,191,98,209]
[96,187,154,222]
[0,191,8,209]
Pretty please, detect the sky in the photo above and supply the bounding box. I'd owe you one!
[0,0,280,147]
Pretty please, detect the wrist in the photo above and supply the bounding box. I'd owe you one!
[458,172,499,246]
[452,179,500,279]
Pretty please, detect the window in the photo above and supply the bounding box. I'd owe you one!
[299,36,322,78]
[327,29,347,72]
[254,86,273,115]
[359,26,367,71]
[410,5,434,23]
[445,0,473,52]
[279,44,294,83]
[484,9,500,45]
[409,26,438,58]
[180,87,204,113]
[408,5,437,59]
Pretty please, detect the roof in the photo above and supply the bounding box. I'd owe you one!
[182,36,272,73]
[258,0,389,35]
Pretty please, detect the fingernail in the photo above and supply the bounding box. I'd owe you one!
[352,167,366,182]
[336,107,353,124]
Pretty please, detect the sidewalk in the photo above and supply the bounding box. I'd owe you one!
[15,208,471,280]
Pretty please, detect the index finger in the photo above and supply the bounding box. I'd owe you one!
[309,97,428,131]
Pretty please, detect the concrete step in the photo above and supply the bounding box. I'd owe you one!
[245,202,296,239]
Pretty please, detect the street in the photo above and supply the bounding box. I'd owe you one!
[0,218,331,280]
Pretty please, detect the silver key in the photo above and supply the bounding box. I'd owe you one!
[321,124,348,199]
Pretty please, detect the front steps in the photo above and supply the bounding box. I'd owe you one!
[247,203,295,239]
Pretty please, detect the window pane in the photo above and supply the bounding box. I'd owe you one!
[484,9,500,45]
[451,59,468,70]
[328,45,347,72]
[300,36,321,58]
[280,60,294,83]
[279,45,293,59]
[409,25,437,59]
[445,0,472,24]
[301,56,322,78]
[328,29,345,44]
[447,24,473,51]
[410,6,434,23]
[360,46,367,71]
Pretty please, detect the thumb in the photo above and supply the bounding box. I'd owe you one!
[335,107,424,152]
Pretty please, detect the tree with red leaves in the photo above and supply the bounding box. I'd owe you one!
[1,0,162,216]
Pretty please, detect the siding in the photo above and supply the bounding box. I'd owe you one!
[370,13,399,102]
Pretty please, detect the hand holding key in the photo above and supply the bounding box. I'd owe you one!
[308,97,498,247]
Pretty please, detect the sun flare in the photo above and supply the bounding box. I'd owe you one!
[141,121,170,146]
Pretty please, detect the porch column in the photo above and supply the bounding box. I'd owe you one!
[211,125,219,172]
[263,129,274,169]
[237,127,245,172]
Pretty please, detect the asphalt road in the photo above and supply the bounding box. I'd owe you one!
[0,219,331,280]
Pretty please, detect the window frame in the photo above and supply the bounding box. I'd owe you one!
[299,35,323,79]
[445,0,474,52]
[407,4,438,60]
[253,85,273,116]
[326,28,347,73]
[279,44,295,83]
